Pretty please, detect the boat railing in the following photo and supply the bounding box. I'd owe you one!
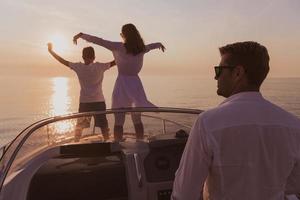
[40,111,195,147]
[0,144,9,162]
[141,113,191,133]
[0,146,5,160]
[0,107,202,191]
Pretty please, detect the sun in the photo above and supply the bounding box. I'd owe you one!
[49,33,70,53]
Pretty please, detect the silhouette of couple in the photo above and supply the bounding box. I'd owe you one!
[48,23,165,142]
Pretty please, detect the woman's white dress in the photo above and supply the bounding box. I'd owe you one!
[112,75,155,108]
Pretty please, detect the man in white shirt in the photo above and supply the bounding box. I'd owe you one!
[171,41,300,200]
[47,43,115,141]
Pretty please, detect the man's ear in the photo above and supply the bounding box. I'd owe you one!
[234,65,246,80]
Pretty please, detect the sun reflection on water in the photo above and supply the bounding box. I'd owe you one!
[50,77,71,116]
[53,121,75,133]
[50,77,75,135]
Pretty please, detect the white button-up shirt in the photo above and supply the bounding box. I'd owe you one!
[172,92,300,200]
[69,62,111,103]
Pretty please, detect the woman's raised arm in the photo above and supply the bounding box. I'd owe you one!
[145,42,166,53]
[73,32,120,51]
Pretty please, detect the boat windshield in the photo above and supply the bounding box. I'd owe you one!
[0,107,201,190]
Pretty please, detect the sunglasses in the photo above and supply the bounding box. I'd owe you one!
[214,66,237,79]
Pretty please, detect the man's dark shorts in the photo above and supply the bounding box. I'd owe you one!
[76,102,108,130]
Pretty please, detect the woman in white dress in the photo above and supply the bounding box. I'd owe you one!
[73,23,165,141]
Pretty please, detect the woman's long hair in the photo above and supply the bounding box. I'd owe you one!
[122,23,146,55]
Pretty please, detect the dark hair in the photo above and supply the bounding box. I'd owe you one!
[122,23,146,55]
[219,41,270,87]
[82,46,95,59]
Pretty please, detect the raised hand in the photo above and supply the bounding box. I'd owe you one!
[47,42,70,66]
[73,32,83,45]
[159,43,166,52]
[47,42,53,51]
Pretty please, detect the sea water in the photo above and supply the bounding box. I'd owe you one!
[1,75,300,146]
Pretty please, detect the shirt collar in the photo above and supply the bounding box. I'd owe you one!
[220,91,263,105]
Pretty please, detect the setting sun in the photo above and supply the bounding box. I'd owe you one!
[48,33,70,53]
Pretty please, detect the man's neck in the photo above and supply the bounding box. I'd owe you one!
[84,61,93,65]
[230,85,259,96]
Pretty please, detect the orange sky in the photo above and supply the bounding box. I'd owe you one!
[0,0,300,77]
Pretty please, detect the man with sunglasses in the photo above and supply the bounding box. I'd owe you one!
[172,41,300,200]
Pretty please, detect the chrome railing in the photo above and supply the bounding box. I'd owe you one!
[0,107,202,191]
[0,144,9,161]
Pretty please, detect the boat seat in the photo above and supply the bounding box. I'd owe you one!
[26,143,128,200]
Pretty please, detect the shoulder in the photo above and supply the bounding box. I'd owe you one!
[112,42,125,50]
[104,40,123,50]
[94,62,111,70]
[189,111,213,136]
[264,99,300,128]
[68,62,83,70]
[196,103,237,132]
[199,106,225,122]
[94,62,109,67]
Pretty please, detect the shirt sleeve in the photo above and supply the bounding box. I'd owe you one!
[68,62,80,71]
[171,114,212,200]
[145,43,161,53]
[96,62,112,72]
[81,34,121,51]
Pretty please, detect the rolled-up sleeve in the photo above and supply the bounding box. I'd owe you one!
[171,115,212,200]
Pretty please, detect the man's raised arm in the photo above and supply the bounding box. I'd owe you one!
[47,43,70,67]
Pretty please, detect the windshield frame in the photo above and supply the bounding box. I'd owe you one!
[0,107,202,190]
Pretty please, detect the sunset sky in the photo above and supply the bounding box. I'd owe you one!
[0,0,299,77]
